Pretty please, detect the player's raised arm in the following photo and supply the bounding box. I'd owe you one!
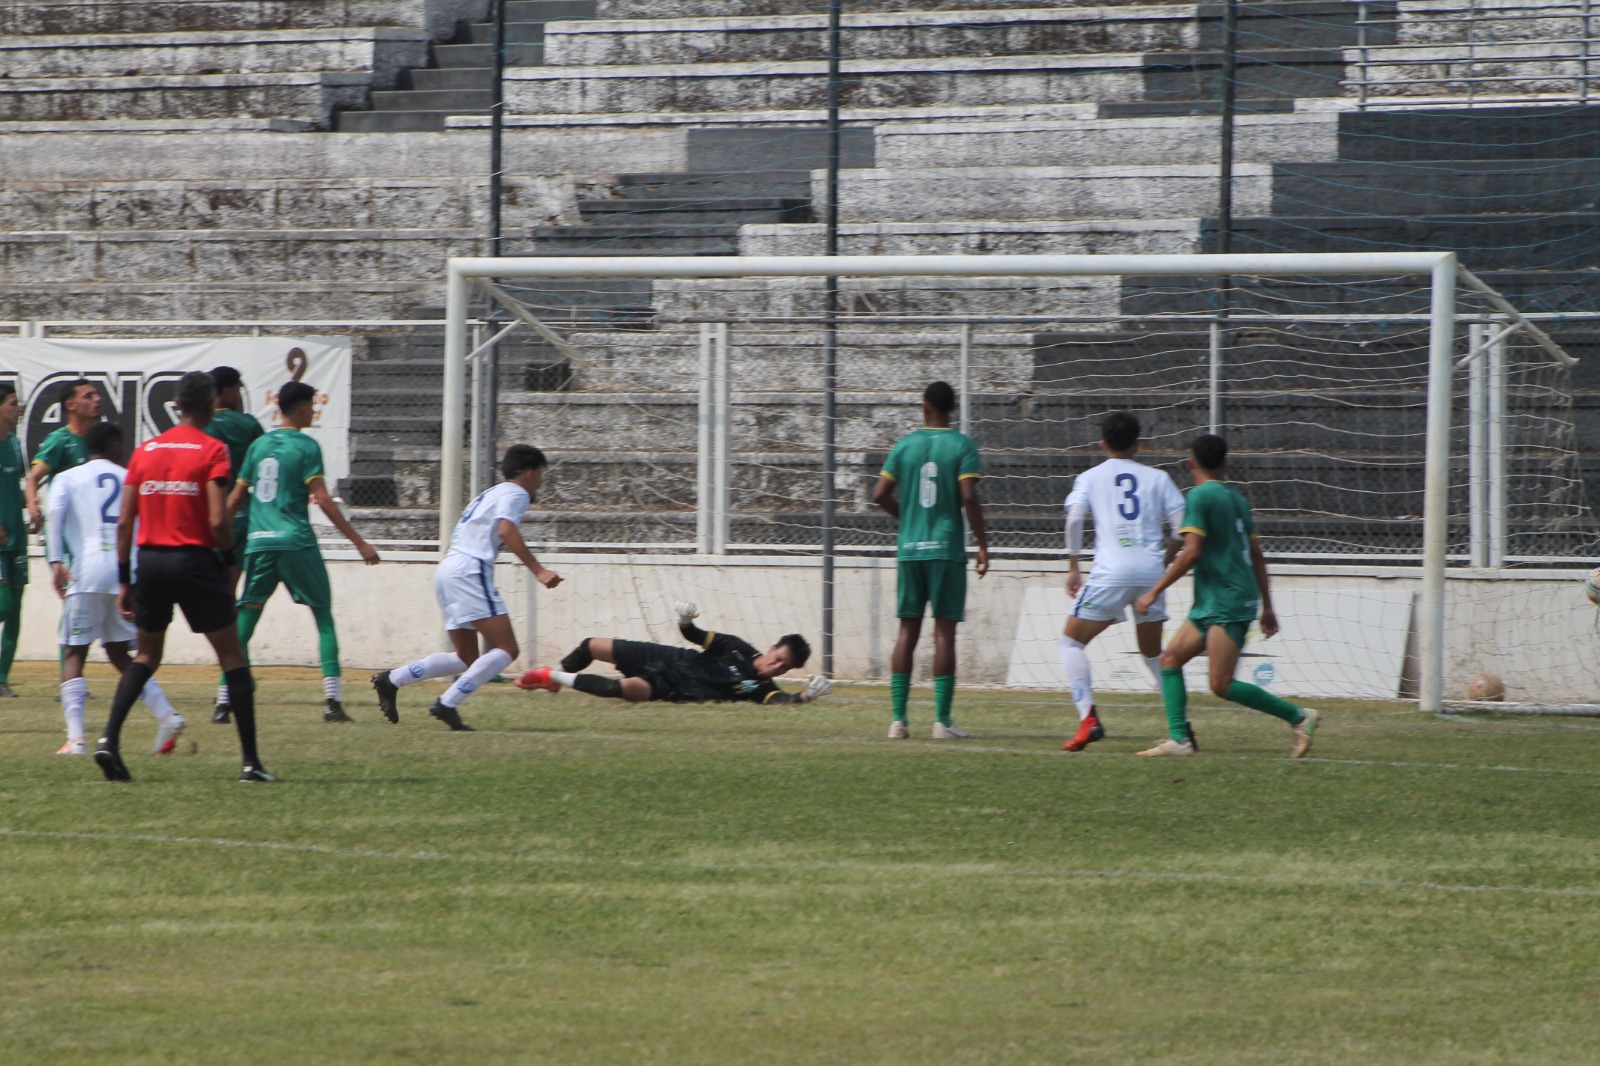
[673,599,711,645]
[497,517,560,588]
[310,479,378,565]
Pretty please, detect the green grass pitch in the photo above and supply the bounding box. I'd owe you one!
[3,661,1599,1064]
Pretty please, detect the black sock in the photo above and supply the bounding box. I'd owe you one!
[101,661,153,749]
[573,673,622,699]
[560,639,594,673]
[225,666,262,767]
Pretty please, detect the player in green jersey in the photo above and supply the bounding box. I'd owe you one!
[871,381,989,740]
[204,365,267,718]
[224,381,379,723]
[0,384,29,698]
[1133,433,1319,758]
[24,377,98,532]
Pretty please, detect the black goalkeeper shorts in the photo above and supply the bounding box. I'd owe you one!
[611,639,721,703]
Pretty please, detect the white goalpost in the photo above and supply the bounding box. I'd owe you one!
[437,252,1592,715]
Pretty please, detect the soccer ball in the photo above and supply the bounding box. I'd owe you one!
[1466,673,1505,702]
[1585,567,1600,605]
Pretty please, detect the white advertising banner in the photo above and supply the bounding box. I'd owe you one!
[1006,586,1415,700]
[0,337,353,481]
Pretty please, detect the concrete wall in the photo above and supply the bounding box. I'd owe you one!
[13,551,1597,705]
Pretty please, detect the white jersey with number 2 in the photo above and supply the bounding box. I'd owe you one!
[44,458,127,595]
[1064,458,1186,586]
[447,481,532,563]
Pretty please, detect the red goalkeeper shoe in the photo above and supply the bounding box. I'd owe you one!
[1063,713,1105,752]
[516,667,561,693]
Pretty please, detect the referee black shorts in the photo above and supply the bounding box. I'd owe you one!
[133,546,236,635]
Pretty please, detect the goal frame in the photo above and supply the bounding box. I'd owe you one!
[439,251,1568,714]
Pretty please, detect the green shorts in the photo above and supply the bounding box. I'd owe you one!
[897,557,967,622]
[1190,616,1250,650]
[0,550,29,587]
[239,549,331,611]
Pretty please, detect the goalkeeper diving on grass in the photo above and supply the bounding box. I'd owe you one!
[517,601,833,705]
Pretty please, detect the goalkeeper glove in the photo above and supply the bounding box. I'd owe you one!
[674,600,699,625]
[802,674,833,702]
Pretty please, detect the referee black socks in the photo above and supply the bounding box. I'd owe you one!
[101,660,154,750]
[224,666,263,768]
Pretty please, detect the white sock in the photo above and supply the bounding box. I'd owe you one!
[551,670,577,688]
[1143,655,1163,687]
[216,681,230,706]
[391,652,466,688]
[1058,635,1094,720]
[139,678,178,720]
[324,676,342,702]
[441,648,512,708]
[60,677,88,740]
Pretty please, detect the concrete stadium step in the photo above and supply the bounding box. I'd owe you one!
[505,53,1149,115]
[1393,0,1594,46]
[532,224,743,255]
[369,88,497,111]
[334,110,472,132]
[737,218,1200,257]
[0,72,373,126]
[1120,271,1600,317]
[1357,42,1600,98]
[615,170,816,200]
[434,42,545,67]
[407,68,496,92]
[1338,104,1600,162]
[649,275,1118,322]
[0,28,426,82]
[594,0,1202,15]
[831,164,1271,222]
[577,197,810,226]
[873,110,1340,168]
[0,1,452,36]
[1140,48,1347,100]
[0,281,436,321]
[0,227,479,282]
[1271,158,1600,217]
[1210,213,1600,269]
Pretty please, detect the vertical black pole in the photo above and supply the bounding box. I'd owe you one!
[821,0,842,676]
[485,0,507,488]
[1213,0,1238,433]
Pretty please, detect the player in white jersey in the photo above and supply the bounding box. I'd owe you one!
[44,422,186,756]
[1059,412,1187,752]
[371,445,563,731]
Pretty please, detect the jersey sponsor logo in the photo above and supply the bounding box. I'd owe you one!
[143,440,204,452]
[139,479,200,496]
[248,529,284,540]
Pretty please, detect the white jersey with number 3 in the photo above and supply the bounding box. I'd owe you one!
[447,481,532,563]
[44,458,127,594]
[1064,458,1186,585]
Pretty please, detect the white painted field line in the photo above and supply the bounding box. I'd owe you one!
[4,826,1597,900]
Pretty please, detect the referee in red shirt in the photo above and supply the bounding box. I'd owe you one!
[95,371,272,783]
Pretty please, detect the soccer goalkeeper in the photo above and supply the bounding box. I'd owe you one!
[517,601,832,705]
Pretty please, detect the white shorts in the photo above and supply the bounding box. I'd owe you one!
[1070,582,1168,625]
[60,591,136,647]
[434,553,507,631]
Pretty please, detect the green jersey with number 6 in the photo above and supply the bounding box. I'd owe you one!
[237,428,324,554]
[881,427,982,561]
[1179,479,1260,622]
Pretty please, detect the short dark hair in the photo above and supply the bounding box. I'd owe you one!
[0,382,15,404]
[1191,433,1228,472]
[66,378,95,402]
[1102,411,1140,452]
[278,380,315,416]
[501,444,547,480]
[175,371,216,416]
[777,633,811,669]
[923,381,956,417]
[210,365,244,391]
[86,420,122,457]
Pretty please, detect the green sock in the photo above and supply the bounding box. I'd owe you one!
[312,606,340,677]
[1161,668,1191,742]
[1225,680,1304,725]
[236,605,263,666]
[0,584,19,683]
[933,675,956,725]
[890,672,910,721]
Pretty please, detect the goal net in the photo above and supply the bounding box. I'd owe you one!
[440,253,1600,714]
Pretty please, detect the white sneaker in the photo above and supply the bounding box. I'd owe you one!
[1137,737,1196,757]
[57,738,86,756]
[931,721,972,740]
[153,713,187,755]
[887,720,909,739]
[1291,707,1319,759]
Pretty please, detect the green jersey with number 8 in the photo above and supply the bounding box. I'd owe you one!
[237,428,324,554]
[881,427,982,562]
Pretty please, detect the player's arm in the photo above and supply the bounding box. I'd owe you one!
[1249,537,1279,639]
[672,600,712,647]
[309,478,379,565]
[1064,501,1087,594]
[207,477,232,553]
[115,484,139,620]
[496,517,561,588]
[44,482,71,598]
[23,460,49,532]
[960,475,989,578]
[762,675,832,705]
[1163,506,1186,566]
[1134,531,1203,616]
[870,471,899,520]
